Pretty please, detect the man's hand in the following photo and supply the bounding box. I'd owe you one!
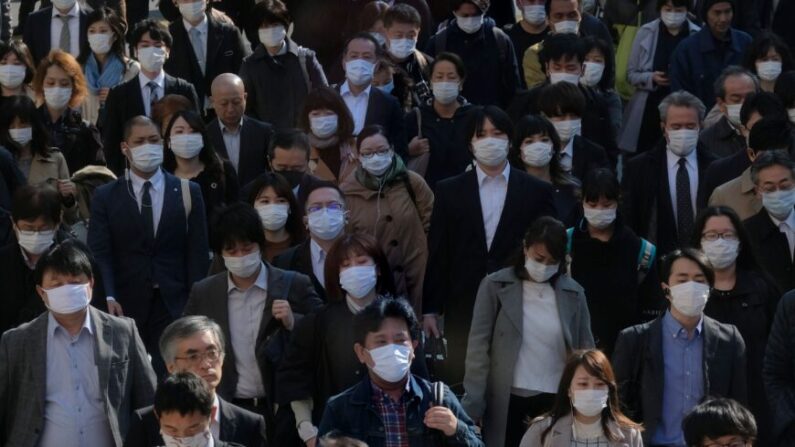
[409,136,430,156]
[652,71,670,87]
[57,179,76,198]
[107,300,124,316]
[273,299,295,330]
[424,406,458,437]
[423,314,441,338]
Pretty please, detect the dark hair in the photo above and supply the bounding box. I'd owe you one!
[130,19,173,54]
[544,0,582,15]
[12,183,62,224]
[739,91,787,126]
[34,240,93,285]
[538,81,586,118]
[656,0,690,10]
[154,372,214,418]
[358,1,389,33]
[750,149,795,185]
[682,398,757,446]
[513,216,568,280]
[774,70,795,108]
[580,36,616,91]
[352,296,419,345]
[356,124,390,151]
[712,65,759,100]
[0,95,51,158]
[324,233,396,302]
[451,0,487,13]
[268,128,311,160]
[690,206,764,273]
[582,168,620,203]
[300,86,355,141]
[510,115,579,188]
[163,110,226,191]
[463,105,514,148]
[79,7,127,65]
[743,31,795,76]
[429,51,466,80]
[123,115,160,141]
[538,33,583,68]
[252,0,292,28]
[210,203,267,254]
[747,116,792,153]
[303,181,346,211]
[659,248,715,287]
[246,172,305,241]
[384,3,422,28]
[0,39,36,85]
[540,350,640,443]
[343,32,382,59]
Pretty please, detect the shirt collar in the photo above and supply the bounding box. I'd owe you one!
[769,208,795,228]
[128,167,164,194]
[369,374,415,403]
[139,70,166,89]
[212,394,221,426]
[52,2,79,17]
[475,161,511,186]
[48,307,93,338]
[310,239,326,262]
[340,80,371,98]
[183,14,209,34]
[226,262,267,293]
[663,309,703,339]
[562,136,575,158]
[220,117,244,134]
[666,146,698,170]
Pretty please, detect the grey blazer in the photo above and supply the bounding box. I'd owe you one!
[0,307,157,447]
[462,267,595,447]
[519,414,643,447]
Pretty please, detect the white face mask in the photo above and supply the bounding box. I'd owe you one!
[368,344,412,382]
[256,203,290,231]
[0,64,27,89]
[44,87,72,109]
[472,137,509,167]
[345,59,375,86]
[432,81,459,105]
[456,14,484,34]
[169,134,204,159]
[762,189,795,219]
[340,265,377,299]
[128,143,164,173]
[160,429,212,447]
[9,127,33,146]
[789,108,795,125]
[580,62,605,87]
[307,207,345,240]
[666,128,699,156]
[552,119,581,143]
[583,206,617,230]
[310,114,339,139]
[725,102,743,127]
[553,20,579,34]
[16,228,56,255]
[388,38,416,60]
[701,238,740,270]
[259,25,286,48]
[223,250,262,278]
[669,281,710,317]
[571,389,608,417]
[524,257,559,283]
[88,33,114,54]
[521,141,554,167]
[52,0,76,10]
[360,150,394,177]
[549,71,581,85]
[756,61,782,82]
[43,282,91,314]
[660,11,687,29]
[178,0,206,22]
[138,46,167,72]
[522,5,546,25]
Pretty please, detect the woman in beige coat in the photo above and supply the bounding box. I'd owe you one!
[340,124,433,314]
[301,86,358,184]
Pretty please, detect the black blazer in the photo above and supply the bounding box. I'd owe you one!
[570,135,610,182]
[102,74,199,175]
[335,85,408,157]
[22,6,88,64]
[613,314,748,444]
[743,208,795,293]
[123,399,266,447]
[164,13,248,110]
[700,149,750,208]
[271,239,326,301]
[207,116,273,187]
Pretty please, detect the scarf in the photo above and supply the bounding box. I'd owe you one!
[355,154,409,191]
[308,134,340,149]
[84,53,125,96]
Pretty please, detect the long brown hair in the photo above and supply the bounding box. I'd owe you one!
[540,350,641,443]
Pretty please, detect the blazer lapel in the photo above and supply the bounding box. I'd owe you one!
[553,279,578,350]
[496,279,523,334]
[701,317,718,395]
[129,78,146,117]
[205,19,224,74]
[648,318,665,406]
[464,170,489,254]
[156,174,181,241]
[28,314,49,423]
[364,90,378,127]
[211,120,229,159]
[572,137,586,178]
[91,308,113,399]
[489,169,520,255]
[119,179,147,237]
[217,398,236,439]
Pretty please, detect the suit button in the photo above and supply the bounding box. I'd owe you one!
[385,215,393,222]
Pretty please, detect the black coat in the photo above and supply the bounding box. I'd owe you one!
[700,149,750,208]
[271,239,325,302]
[764,289,795,444]
[771,0,795,53]
[16,0,120,36]
[698,116,746,159]
[206,116,273,188]
[22,6,88,64]
[743,208,795,293]
[570,135,610,182]
[334,84,408,157]
[158,0,255,32]
[38,106,103,175]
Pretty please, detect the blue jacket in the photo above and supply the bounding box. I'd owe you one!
[319,374,484,447]
[670,26,752,109]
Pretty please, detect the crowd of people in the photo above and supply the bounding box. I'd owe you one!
[2,0,795,445]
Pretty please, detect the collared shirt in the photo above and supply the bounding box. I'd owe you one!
[19,246,37,270]
[50,2,80,56]
[220,118,243,171]
[559,137,575,173]
[227,262,268,398]
[653,310,704,446]
[183,15,209,69]
[211,394,221,440]
[340,80,371,135]
[310,239,327,288]
[475,162,510,250]
[769,209,795,261]
[129,168,165,235]
[666,148,699,223]
[138,71,166,117]
[370,380,412,447]
[40,311,114,447]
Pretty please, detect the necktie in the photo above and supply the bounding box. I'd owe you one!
[141,181,154,240]
[676,157,694,246]
[58,15,71,52]
[189,27,206,74]
[147,81,159,114]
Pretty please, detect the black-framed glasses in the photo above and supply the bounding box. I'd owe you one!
[701,231,738,241]
[359,147,393,159]
[174,349,222,365]
[307,202,345,214]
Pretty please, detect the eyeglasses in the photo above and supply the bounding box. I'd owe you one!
[306,202,345,214]
[701,231,738,241]
[359,147,392,159]
[174,349,222,365]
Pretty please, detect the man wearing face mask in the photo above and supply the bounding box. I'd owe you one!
[698,66,759,158]
[318,298,484,446]
[613,248,747,446]
[88,116,209,378]
[504,0,549,84]
[621,90,716,256]
[0,241,157,447]
[21,0,88,63]
[383,4,433,103]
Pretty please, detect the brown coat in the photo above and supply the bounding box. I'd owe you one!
[26,149,78,223]
[309,140,357,184]
[340,169,434,313]
[709,167,762,221]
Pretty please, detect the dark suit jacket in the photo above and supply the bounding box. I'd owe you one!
[698,116,747,159]
[102,74,199,175]
[612,314,748,444]
[700,149,751,208]
[164,13,248,110]
[159,0,255,32]
[183,263,323,401]
[621,141,716,256]
[764,289,795,442]
[124,399,266,447]
[16,0,121,36]
[571,135,610,182]
[336,85,408,157]
[744,208,795,293]
[87,171,210,323]
[207,116,273,187]
[22,6,88,64]
[271,239,325,300]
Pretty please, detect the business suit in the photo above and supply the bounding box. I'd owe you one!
[272,239,326,301]
[0,307,157,446]
[764,289,795,444]
[124,399,266,447]
[422,167,556,389]
[159,0,255,32]
[16,0,122,36]
[336,85,408,157]
[612,314,747,444]
[102,74,199,175]
[207,116,273,187]
[463,267,595,447]
[22,6,88,64]
[744,208,795,293]
[700,149,750,208]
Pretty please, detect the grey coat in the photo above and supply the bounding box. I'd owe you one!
[0,307,156,446]
[462,267,595,447]
[519,414,643,447]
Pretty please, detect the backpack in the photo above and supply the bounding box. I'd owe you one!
[565,226,656,284]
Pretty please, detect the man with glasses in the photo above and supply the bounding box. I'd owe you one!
[124,316,267,447]
[682,398,756,447]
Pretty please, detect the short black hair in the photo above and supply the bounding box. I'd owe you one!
[463,105,514,147]
[774,70,795,108]
[659,248,715,287]
[11,183,62,224]
[582,168,620,203]
[209,203,266,254]
[682,398,757,446]
[252,0,292,28]
[656,0,690,10]
[303,181,345,211]
[539,33,583,68]
[748,117,792,153]
[429,51,467,80]
[545,0,582,15]
[34,240,94,285]
[154,372,214,418]
[513,216,567,280]
[268,128,310,160]
[739,91,787,127]
[352,297,420,345]
[356,124,390,151]
[123,115,160,141]
[130,19,173,52]
[538,81,586,118]
[384,3,421,28]
[343,32,381,58]
[750,149,795,185]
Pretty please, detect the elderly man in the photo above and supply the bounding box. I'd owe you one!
[124,315,267,447]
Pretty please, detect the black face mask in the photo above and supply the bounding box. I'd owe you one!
[274,170,304,188]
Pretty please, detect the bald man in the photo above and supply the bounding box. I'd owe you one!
[208,73,274,187]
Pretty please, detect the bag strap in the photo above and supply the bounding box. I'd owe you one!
[636,238,656,284]
[180,178,191,229]
[434,23,447,55]
[297,46,312,92]
[281,270,296,300]
[414,107,422,139]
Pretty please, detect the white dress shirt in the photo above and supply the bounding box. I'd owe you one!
[310,239,327,288]
[475,162,510,250]
[770,210,795,261]
[559,137,575,173]
[183,16,208,71]
[50,2,80,56]
[138,71,166,117]
[340,80,370,135]
[129,168,165,235]
[666,148,699,223]
[228,262,268,399]
[221,118,243,171]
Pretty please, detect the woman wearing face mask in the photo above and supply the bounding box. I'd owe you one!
[340,125,433,315]
[463,216,595,447]
[248,172,305,262]
[79,7,139,126]
[299,86,357,184]
[163,110,239,225]
[742,32,794,93]
[580,37,622,137]
[690,206,779,444]
[372,57,414,112]
[519,350,643,446]
[0,40,36,105]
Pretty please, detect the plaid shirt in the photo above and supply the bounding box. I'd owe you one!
[371,381,411,447]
